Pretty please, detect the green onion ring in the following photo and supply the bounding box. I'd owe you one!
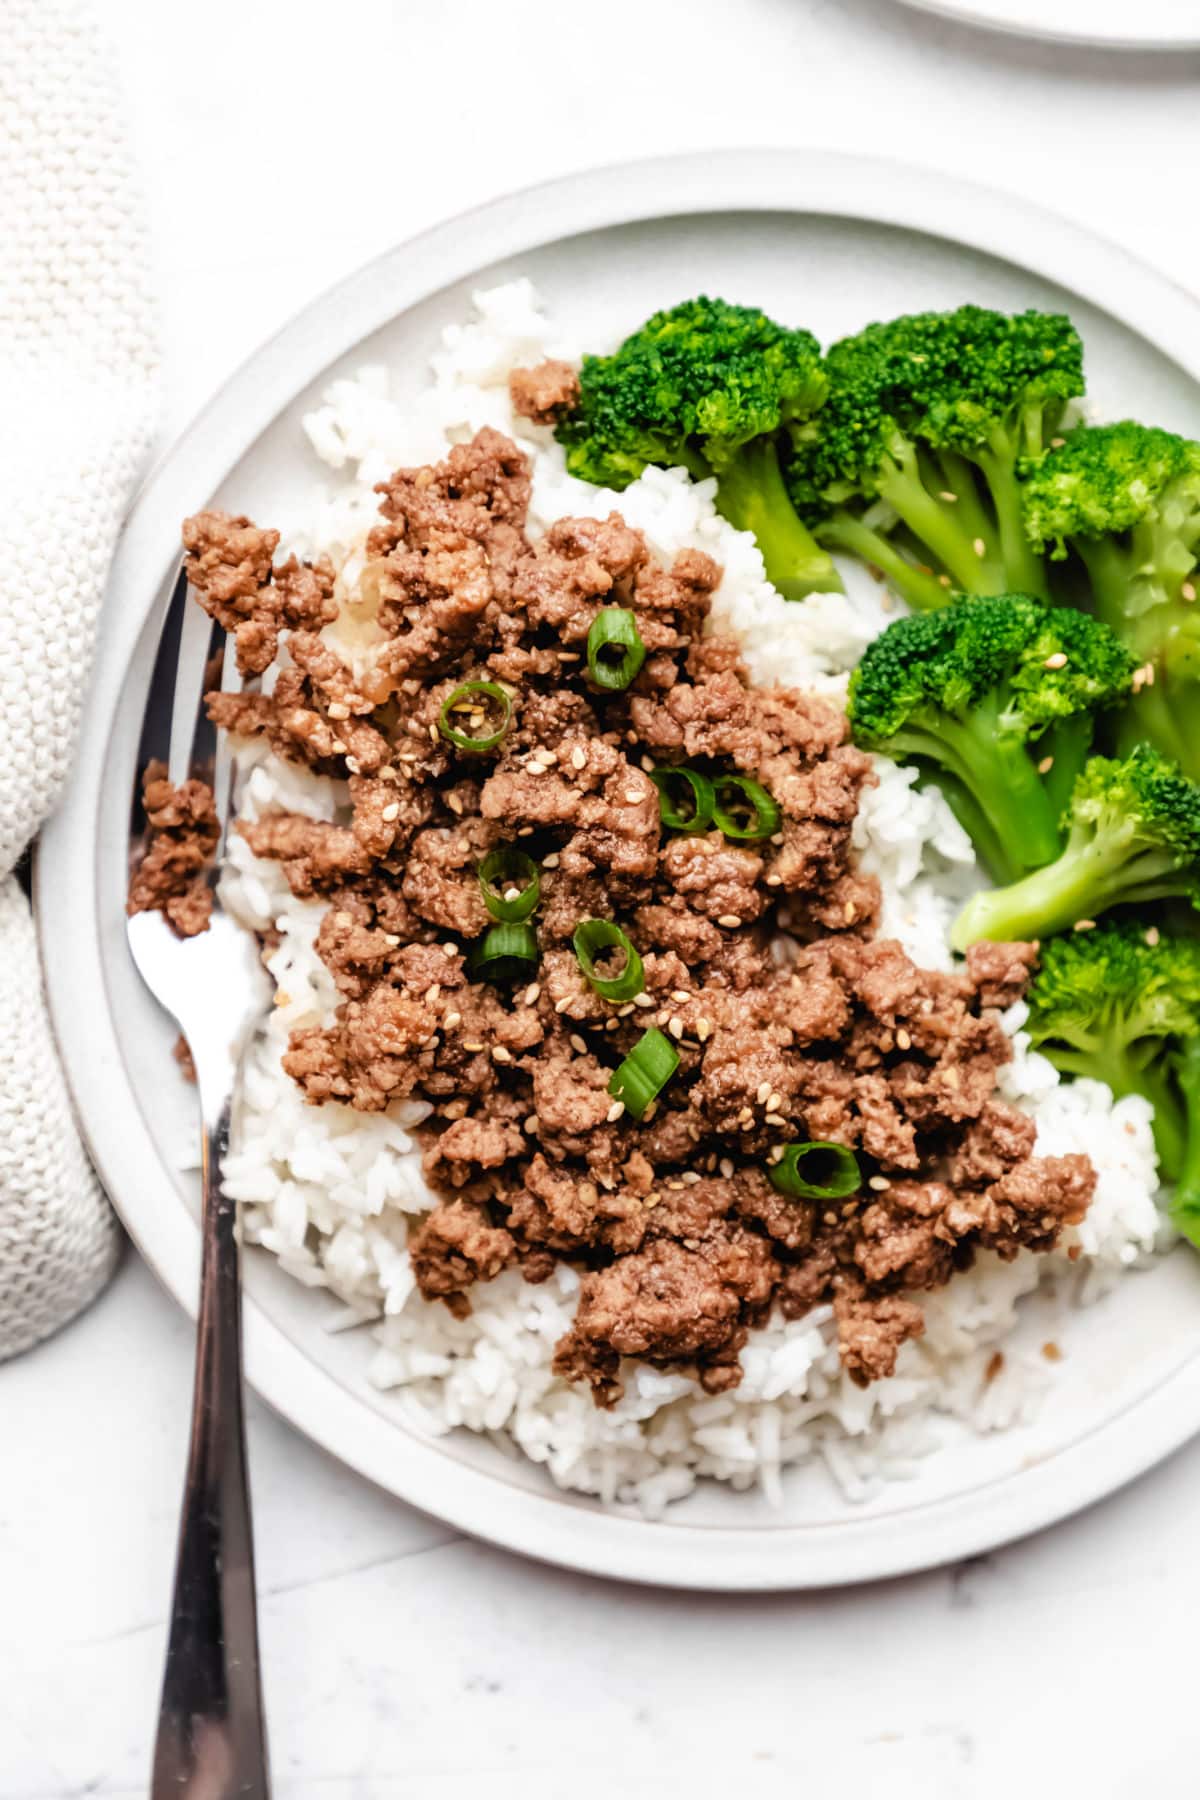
[650,765,714,834]
[768,1141,861,1200]
[438,681,512,753]
[478,848,540,923]
[573,918,644,1002]
[607,1027,679,1121]
[586,607,646,691]
[712,774,782,842]
[468,921,538,983]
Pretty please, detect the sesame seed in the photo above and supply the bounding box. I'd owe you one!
[492,1045,514,1064]
[554,996,571,1013]
[641,756,656,773]
[738,1106,754,1125]
[623,786,643,805]
[518,826,534,837]
[606,1018,620,1031]
[526,760,547,776]
[938,574,952,589]
[462,1040,484,1053]
[756,1081,771,1105]
[938,490,958,503]
[666,1179,685,1192]
[770,833,784,847]
[344,756,361,774]
[503,886,522,903]
[443,1099,467,1120]
[1074,918,1097,931]
[423,983,441,1004]
[618,1003,636,1018]
[717,914,741,928]
[1145,926,1161,947]
[524,1114,540,1134]
[541,749,559,765]
[895,1028,911,1051]
[767,1091,783,1113]
[765,874,783,887]
[642,1101,658,1122]
[697,1018,712,1041]
[633,992,655,1009]
[442,942,458,958]
[444,1010,462,1030]
[671,989,690,1003]
[716,1158,734,1180]
[1050,436,1066,449]
[606,1100,626,1123]
[655,1010,671,1027]
[429,723,440,742]
[381,801,400,823]
[1037,755,1055,775]
[1184,582,1197,602]
[446,794,464,814]
[844,901,857,924]
[518,983,539,1006]
[868,1175,891,1192]
[273,990,292,1008]
[383,934,402,947]
[542,853,562,872]
[765,1112,784,1128]
[767,1145,784,1165]
[668,1017,684,1040]
[972,537,986,557]
[644,1192,660,1209]
[1043,651,1068,670]
[569,1034,588,1056]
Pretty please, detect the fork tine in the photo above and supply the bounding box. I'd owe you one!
[131,565,190,838]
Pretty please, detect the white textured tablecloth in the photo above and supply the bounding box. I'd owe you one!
[0,0,157,1358]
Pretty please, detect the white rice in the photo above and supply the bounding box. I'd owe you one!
[219,281,1167,1513]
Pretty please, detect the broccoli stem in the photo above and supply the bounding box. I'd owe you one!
[1117,684,1200,784]
[814,513,950,612]
[877,438,1007,596]
[1038,715,1096,822]
[714,439,843,598]
[890,700,1064,880]
[931,778,1023,887]
[929,450,1000,565]
[973,439,1050,600]
[950,824,1191,950]
[1169,1040,1200,1246]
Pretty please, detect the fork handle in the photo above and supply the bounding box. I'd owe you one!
[151,1091,271,1798]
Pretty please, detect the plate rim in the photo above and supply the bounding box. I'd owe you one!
[894,0,1200,49]
[36,147,1200,1590]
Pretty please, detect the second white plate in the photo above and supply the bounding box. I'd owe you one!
[897,0,1200,47]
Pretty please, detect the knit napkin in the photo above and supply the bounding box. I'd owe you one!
[0,0,159,1357]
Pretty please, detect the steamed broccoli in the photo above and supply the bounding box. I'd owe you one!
[786,305,1084,610]
[1021,421,1200,779]
[951,743,1200,949]
[848,596,1135,883]
[1025,923,1200,1242]
[555,296,841,598]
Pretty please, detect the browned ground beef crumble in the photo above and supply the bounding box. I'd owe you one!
[156,424,1095,1405]
[127,761,220,938]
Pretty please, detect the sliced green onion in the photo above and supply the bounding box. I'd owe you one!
[479,848,540,923]
[586,607,645,691]
[608,1027,679,1121]
[573,918,644,1002]
[468,921,538,983]
[713,775,781,842]
[650,765,714,834]
[438,681,512,753]
[768,1141,861,1200]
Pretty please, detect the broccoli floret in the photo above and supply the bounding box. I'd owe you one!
[1025,923,1200,1242]
[1021,421,1200,779]
[951,743,1200,949]
[555,296,841,598]
[849,596,1136,883]
[787,305,1084,610]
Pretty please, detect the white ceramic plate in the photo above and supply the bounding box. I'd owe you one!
[37,151,1200,1590]
[896,0,1200,48]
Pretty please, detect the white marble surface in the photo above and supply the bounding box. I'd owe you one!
[7,1,1200,1793]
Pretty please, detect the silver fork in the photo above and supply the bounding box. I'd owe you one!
[127,567,272,1798]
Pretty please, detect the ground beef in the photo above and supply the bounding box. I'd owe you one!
[127,763,219,937]
[508,359,581,425]
[165,426,1098,1406]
